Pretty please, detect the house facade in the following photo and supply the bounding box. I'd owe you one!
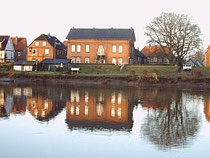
[0,36,15,63]
[27,34,67,62]
[11,37,27,62]
[205,46,210,67]
[141,45,170,64]
[65,28,136,65]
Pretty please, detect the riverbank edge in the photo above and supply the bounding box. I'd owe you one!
[1,73,210,89]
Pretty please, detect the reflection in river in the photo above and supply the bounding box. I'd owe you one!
[0,85,210,158]
[140,89,201,149]
[66,89,133,131]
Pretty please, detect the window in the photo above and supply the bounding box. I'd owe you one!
[76,57,81,63]
[119,45,123,53]
[45,49,49,54]
[18,52,21,56]
[118,58,123,66]
[112,58,116,65]
[35,42,39,46]
[85,57,90,63]
[43,42,46,46]
[32,49,36,55]
[77,45,81,52]
[112,45,117,53]
[71,57,75,63]
[98,45,104,55]
[71,45,76,52]
[85,45,90,52]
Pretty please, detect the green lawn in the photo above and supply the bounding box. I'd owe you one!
[1,63,210,79]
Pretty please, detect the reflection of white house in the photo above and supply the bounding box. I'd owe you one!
[0,36,15,63]
[0,89,4,107]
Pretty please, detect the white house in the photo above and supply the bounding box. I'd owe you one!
[0,36,15,63]
[13,61,36,72]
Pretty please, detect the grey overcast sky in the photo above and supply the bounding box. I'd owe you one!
[1,0,209,49]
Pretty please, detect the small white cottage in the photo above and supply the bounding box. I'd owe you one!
[13,61,36,71]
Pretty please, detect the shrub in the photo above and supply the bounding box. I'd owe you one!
[192,71,202,79]
[130,70,136,77]
[8,70,16,78]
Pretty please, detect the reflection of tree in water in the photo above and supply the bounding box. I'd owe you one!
[141,90,200,149]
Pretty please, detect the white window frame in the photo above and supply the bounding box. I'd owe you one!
[71,45,76,52]
[119,45,123,53]
[42,42,46,46]
[112,58,116,65]
[76,57,81,63]
[71,57,75,63]
[35,42,39,46]
[45,49,49,54]
[85,57,90,63]
[77,45,81,52]
[112,45,117,53]
[118,58,123,66]
[85,45,90,53]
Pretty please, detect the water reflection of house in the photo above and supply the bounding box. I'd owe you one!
[13,87,33,97]
[27,94,65,121]
[0,90,14,117]
[11,97,26,114]
[204,96,210,122]
[66,90,133,131]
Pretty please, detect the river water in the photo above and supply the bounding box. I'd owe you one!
[0,84,210,158]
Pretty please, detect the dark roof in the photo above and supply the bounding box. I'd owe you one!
[41,59,71,64]
[34,34,66,50]
[66,28,136,41]
[14,61,36,66]
[66,120,133,131]
[134,49,146,58]
[0,36,10,50]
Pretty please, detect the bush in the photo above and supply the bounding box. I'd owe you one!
[192,71,202,79]
[130,70,136,77]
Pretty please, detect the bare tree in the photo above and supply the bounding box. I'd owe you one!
[145,12,203,71]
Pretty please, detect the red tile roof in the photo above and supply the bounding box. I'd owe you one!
[141,45,169,57]
[11,37,27,51]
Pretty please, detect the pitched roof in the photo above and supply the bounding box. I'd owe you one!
[40,59,71,64]
[0,36,10,51]
[66,28,136,41]
[141,45,170,57]
[34,34,66,50]
[11,37,27,51]
[134,49,146,58]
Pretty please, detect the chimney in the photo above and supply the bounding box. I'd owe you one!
[14,36,18,45]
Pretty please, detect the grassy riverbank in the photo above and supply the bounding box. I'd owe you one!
[1,63,210,80]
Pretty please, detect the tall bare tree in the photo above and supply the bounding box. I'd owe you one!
[145,12,202,71]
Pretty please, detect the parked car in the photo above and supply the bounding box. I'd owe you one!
[183,64,192,71]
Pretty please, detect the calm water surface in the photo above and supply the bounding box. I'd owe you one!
[0,84,210,158]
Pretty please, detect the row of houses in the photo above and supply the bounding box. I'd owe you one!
[0,28,206,69]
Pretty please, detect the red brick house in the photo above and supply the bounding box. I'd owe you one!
[27,34,67,62]
[141,45,170,64]
[11,37,27,62]
[65,28,137,65]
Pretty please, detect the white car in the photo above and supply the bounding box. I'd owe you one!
[183,64,192,71]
